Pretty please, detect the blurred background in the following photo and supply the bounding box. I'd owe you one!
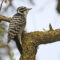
[0,0,60,60]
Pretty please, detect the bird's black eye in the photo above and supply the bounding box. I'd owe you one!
[20,11,24,13]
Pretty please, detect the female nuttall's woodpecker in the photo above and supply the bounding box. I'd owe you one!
[8,6,31,54]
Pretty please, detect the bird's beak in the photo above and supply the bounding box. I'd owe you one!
[27,8,32,10]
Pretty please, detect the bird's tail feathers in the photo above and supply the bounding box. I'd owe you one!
[14,35,22,54]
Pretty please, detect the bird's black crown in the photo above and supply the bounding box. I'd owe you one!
[17,6,27,13]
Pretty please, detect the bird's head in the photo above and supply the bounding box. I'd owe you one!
[17,6,32,17]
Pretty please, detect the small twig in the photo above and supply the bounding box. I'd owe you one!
[49,23,53,31]
[0,0,4,11]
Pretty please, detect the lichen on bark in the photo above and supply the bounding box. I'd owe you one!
[20,30,60,60]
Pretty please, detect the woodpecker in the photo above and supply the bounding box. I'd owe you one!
[8,6,31,54]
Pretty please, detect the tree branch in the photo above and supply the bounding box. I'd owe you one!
[0,15,60,60]
[20,30,60,60]
[0,0,4,10]
[0,15,11,22]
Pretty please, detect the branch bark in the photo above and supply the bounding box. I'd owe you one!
[0,15,11,22]
[20,30,60,60]
[0,15,60,60]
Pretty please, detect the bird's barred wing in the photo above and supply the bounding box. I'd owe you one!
[8,15,26,43]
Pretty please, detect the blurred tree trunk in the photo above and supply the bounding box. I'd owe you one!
[57,0,60,13]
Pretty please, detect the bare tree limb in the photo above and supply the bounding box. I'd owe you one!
[0,0,4,11]
[0,15,11,22]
